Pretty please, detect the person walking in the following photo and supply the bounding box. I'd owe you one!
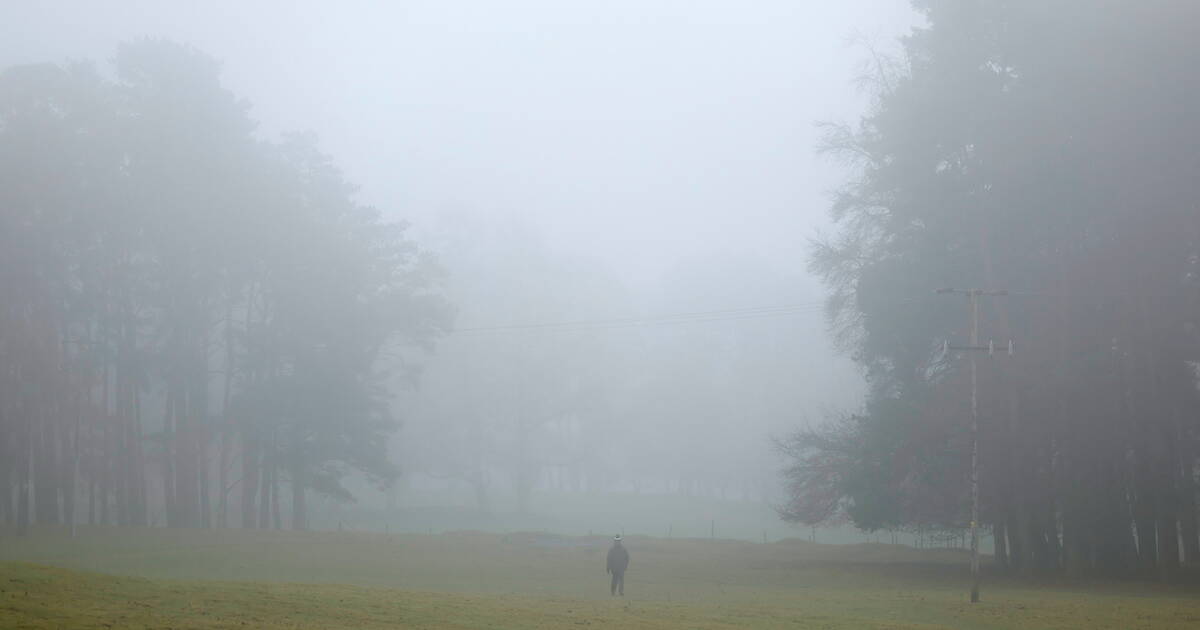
[606,534,630,596]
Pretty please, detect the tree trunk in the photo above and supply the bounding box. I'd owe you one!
[163,390,177,527]
[197,327,211,529]
[1015,498,1039,574]
[17,411,32,535]
[239,293,261,530]
[1005,509,1023,571]
[1156,485,1180,580]
[217,303,236,529]
[290,454,306,531]
[99,344,111,528]
[99,419,109,527]
[241,432,259,529]
[114,363,130,527]
[1088,461,1135,573]
[994,520,1008,570]
[34,412,59,525]
[1181,475,1199,566]
[1062,502,1087,576]
[68,397,81,536]
[218,429,232,529]
[1134,447,1159,570]
[0,435,9,527]
[1042,505,1062,570]
[258,440,272,529]
[200,448,211,529]
[174,380,198,528]
[270,430,281,530]
[131,386,147,527]
[512,426,533,514]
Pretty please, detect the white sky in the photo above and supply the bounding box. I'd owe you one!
[2,0,919,285]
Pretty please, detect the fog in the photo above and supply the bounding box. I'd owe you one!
[2,0,919,540]
[11,3,1200,625]
[5,1,916,277]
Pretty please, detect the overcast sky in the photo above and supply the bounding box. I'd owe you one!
[2,0,918,285]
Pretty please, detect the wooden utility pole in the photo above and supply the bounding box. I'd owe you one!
[936,287,1012,603]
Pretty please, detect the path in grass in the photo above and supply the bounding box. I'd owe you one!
[2,528,1199,628]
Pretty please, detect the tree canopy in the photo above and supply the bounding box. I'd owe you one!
[0,40,450,532]
[782,0,1200,577]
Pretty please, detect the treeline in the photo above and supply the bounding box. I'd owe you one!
[782,1,1200,578]
[398,219,809,514]
[0,41,448,533]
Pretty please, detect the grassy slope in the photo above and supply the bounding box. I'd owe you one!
[2,528,1199,629]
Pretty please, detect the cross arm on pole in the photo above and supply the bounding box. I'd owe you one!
[935,287,1009,297]
[944,340,1014,356]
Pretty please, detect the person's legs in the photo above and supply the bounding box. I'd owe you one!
[616,571,624,596]
[610,571,619,596]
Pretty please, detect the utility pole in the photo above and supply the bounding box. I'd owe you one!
[936,287,1012,603]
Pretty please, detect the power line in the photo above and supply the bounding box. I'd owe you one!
[450,303,826,334]
[449,301,827,335]
[447,287,1200,336]
[1006,290,1199,300]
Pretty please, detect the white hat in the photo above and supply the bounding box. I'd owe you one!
[613,534,622,541]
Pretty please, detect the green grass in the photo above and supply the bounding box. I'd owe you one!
[2,527,1199,628]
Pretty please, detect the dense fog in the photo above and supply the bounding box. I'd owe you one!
[2,1,916,541]
[9,2,1200,587]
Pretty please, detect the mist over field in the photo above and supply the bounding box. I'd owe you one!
[4,2,1200,628]
[2,0,912,540]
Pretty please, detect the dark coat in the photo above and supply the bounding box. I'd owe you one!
[606,543,630,573]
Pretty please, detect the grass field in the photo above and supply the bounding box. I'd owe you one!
[2,527,1199,628]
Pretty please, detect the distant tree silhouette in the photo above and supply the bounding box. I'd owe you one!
[786,0,1200,578]
[0,40,450,533]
